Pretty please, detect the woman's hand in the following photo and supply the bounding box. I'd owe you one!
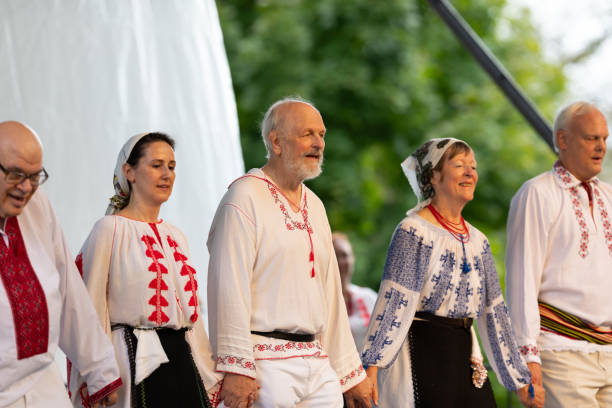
[365,366,379,406]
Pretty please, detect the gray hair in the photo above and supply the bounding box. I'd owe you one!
[261,96,318,159]
[552,101,598,152]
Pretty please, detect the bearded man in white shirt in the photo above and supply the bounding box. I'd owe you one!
[0,121,121,408]
[207,98,373,408]
[506,102,612,407]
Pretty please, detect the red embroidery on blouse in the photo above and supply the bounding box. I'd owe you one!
[339,364,364,386]
[167,235,199,322]
[0,217,49,359]
[594,187,612,256]
[142,234,169,324]
[569,186,590,258]
[356,297,371,327]
[216,354,256,371]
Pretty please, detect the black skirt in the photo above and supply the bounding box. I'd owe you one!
[409,315,496,408]
[121,326,213,408]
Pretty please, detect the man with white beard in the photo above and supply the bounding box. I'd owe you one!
[207,98,372,408]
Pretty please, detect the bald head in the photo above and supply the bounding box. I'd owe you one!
[0,121,44,220]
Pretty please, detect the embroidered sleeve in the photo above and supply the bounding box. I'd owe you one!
[51,213,122,400]
[477,242,531,391]
[207,201,257,378]
[505,181,553,357]
[361,225,432,368]
[318,222,366,392]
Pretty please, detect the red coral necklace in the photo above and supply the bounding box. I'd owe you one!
[427,204,469,243]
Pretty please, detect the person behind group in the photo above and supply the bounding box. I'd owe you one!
[332,232,378,352]
[207,97,372,408]
[361,138,544,407]
[0,121,121,408]
[68,133,222,407]
[506,102,612,407]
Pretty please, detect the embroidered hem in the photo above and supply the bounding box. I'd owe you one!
[339,364,366,391]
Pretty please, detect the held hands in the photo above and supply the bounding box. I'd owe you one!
[91,391,119,407]
[218,373,260,408]
[343,376,373,408]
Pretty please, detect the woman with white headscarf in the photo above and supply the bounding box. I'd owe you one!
[360,138,544,407]
[68,133,222,408]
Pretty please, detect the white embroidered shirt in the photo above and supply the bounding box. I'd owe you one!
[207,169,366,391]
[506,162,612,364]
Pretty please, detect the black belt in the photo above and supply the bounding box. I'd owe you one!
[415,312,473,329]
[251,330,315,342]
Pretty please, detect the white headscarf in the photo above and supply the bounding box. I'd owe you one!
[401,137,471,215]
[106,133,149,215]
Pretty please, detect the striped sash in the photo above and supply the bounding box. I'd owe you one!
[539,301,612,345]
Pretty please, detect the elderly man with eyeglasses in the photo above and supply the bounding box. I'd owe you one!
[0,121,122,408]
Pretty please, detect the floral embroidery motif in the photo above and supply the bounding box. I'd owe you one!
[266,182,312,233]
[142,234,169,324]
[0,217,49,360]
[339,365,365,387]
[216,354,256,371]
[253,341,323,354]
[594,187,612,256]
[520,344,539,357]
[554,161,612,258]
[167,235,198,322]
[481,241,502,307]
[421,250,454,312]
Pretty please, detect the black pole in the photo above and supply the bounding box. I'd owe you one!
[426,0,554,150]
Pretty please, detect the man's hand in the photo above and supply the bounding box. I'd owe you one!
[528,362,543,386]
[92,391,119,407]
[516,383,545,408]
[343,377,373,408]
[218,373,259,408]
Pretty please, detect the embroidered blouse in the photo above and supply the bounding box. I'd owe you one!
[0,190,121,407]
[346,284,378,353]
[506,162,612,364]
[69,215,221,407]
[361,213,531,391]
[207,168,366,391]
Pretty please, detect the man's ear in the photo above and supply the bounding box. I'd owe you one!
[556,129,568,151]
[269,130,282,156]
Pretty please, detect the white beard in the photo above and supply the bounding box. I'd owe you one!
[284,153,324,182]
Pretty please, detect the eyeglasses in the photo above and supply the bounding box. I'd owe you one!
[0,162,49,186]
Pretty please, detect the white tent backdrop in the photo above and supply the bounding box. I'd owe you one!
[0,0,244,374]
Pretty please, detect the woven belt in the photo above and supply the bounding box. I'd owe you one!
[251,330,315,342]
[415,311,473,329]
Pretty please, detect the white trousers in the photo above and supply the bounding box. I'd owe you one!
[219,356,343,408]
[541,350,612,408]
[4,363,71,408]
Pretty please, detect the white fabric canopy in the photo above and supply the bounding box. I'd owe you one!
[0,0,244,317]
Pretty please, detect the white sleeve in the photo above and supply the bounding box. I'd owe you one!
[49,209,121,402]
[207,202,257,378]
[505,182,554,364]
[319,226,366,392]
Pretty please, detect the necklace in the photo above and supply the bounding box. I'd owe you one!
[427,204,469,243]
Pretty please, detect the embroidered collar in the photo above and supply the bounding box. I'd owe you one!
[552,160,612,258]
[552,160,599,190]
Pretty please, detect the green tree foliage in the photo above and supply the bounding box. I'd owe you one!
[218,1,565,402]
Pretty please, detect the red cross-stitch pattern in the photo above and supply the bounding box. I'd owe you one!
[0,217,49,359]
[142,235,169,324]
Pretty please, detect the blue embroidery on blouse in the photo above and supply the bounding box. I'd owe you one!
[382,227,433,291]
[421,250,454,313]
[486,303,530,390]
[450,272,473,318]
[362,288,409,364]
[472,257,486,317]
[481,241,502,307]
